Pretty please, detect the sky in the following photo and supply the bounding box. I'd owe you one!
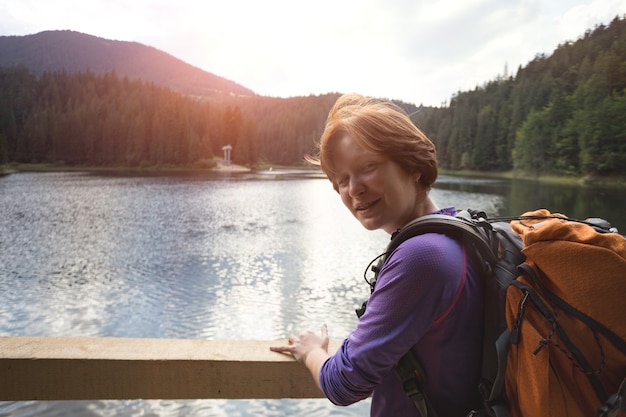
[1,0,625,106]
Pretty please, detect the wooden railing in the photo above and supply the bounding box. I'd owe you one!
[0,336,340,401]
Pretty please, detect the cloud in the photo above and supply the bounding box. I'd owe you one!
[556,0,625,39]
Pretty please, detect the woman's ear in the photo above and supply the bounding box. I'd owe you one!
[413,171,422,184]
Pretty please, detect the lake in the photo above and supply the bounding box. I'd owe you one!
[0,170,624,417]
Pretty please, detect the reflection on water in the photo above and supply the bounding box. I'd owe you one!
[0,170,621,416]
[435,174,626,231]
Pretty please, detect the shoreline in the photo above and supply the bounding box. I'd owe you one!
[213,160,251,172]
[0,160,253,174]
[2,164,625,188]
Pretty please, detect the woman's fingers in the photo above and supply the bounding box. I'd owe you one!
[269,325,330,359]
[269,344,294,354]
[320,323,328,339]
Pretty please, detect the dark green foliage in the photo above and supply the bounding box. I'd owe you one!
[1,17,626,174]
[0,68,223,166]
[415,15,626,177]
[0,67,339,167]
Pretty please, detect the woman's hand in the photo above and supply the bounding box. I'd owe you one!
[270,324,331,388]
[270,323,329,363]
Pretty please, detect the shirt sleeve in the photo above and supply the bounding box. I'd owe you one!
[319,232,467,405]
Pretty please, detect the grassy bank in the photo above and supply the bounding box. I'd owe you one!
[2,159,225,174]
[439,169,626,188]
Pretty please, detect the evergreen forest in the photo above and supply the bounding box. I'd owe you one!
[0,68,341,168]
[414,16,626,177]
[1,16,625,178]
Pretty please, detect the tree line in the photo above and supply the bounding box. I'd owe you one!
[1,16,625,177]
[0,67,340,168]
[414,15,626,177]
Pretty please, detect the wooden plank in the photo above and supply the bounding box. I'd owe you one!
[0,336,340,401]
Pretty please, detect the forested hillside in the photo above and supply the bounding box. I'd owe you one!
[414,15,626,177]
[0,66,339,167]
[0,30,254,97]
[1,17,625,176]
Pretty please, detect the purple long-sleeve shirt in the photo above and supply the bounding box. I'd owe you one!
[319,210,484,417]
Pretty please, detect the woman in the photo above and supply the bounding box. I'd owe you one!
[270,94,484,416]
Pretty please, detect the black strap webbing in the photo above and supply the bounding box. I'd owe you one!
[395,351,439,417]
[515,266,612,404]
[489,330,512,417]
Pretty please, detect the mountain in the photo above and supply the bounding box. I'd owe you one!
[0,30,255,97]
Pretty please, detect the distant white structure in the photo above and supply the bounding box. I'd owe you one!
[221,144,233,165]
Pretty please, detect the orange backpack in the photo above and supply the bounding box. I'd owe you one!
[366,209,626,417]
[506,209,626,417]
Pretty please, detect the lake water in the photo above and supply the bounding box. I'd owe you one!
[0,171,624,417]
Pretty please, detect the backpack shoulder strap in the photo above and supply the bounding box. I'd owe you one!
[387,213,498,266]
[388,212,511,417]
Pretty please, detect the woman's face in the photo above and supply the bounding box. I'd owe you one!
[331,134,423,234]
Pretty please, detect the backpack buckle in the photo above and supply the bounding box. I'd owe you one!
[597,392,622,417]
[401,377,429,417]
